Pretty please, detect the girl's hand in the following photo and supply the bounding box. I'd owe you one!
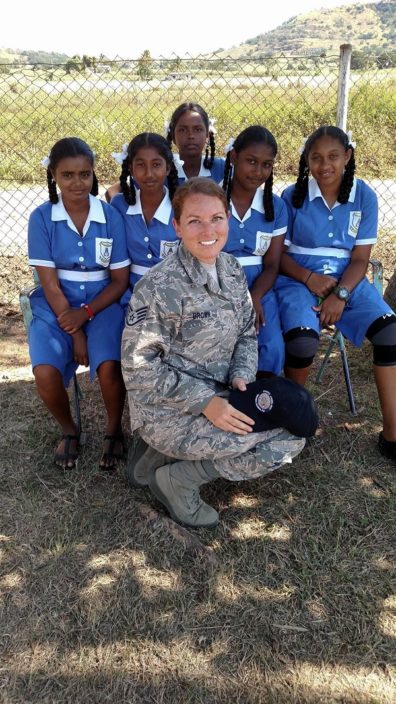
[231,377,248,392]
[58,307,88,334]
[306,272,337,298]
[72,330,89,366]
[203,396,254,435]
[251,293,265,334]
[313,294,346,326]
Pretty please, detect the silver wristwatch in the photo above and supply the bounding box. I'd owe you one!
[333,285,350,303]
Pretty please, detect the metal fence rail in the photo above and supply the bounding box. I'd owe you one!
[0,48,395,306]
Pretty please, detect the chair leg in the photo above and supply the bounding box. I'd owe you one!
[315,334,337,383]
[72,373,84,438]
[336,331,357,415]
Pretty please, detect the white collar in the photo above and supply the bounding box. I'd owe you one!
[126,187,172,224]
[51,194,105,236]
[308,177,357,208]
[175,155,211,180]
[230,186,264,222]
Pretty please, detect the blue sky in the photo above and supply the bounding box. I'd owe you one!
[2,0,378,58]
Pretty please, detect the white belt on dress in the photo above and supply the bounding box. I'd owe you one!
[236,255,263,266]
[287,245,350,259]
[57,269,110,281]
[131,264,151,275]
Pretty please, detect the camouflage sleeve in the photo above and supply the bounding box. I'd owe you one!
[228,268,258,383]
[121,280,216,416]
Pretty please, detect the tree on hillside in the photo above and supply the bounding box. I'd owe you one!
[137,50,153,80]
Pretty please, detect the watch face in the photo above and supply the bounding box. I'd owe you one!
[338,287,349,301]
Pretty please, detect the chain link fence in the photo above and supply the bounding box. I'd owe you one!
[1,48,395,307]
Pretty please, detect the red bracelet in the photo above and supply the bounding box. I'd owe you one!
[82,304,95,321]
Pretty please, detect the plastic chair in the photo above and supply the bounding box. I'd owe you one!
[315,259,383,415]
[19,269,84,437]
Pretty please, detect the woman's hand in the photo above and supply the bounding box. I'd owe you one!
[313,293,346,326]
[306,272,337,298]
[251,293,265,334]
[203,395,254,435]
[231,377,248,391]
[58,307,88,334]
[72,330,89,366]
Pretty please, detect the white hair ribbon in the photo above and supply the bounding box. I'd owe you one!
[298,137,308,155]
[41,155,50,168]
[208,117,217,135]
[173,154,184,168]
[111,143,128,165]
[347,130,356,149]
[164,119,170,137]
[224,138,235,156]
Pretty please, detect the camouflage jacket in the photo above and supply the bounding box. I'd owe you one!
[121,243,258,427]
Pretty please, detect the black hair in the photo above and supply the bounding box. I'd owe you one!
[165,102,216,169]
[119,132,179,206]
[222,125,277,222]
[292,125,356,208]
[45,137,98,204]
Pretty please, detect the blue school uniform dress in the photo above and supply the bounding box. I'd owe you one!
[223,188,287,374]
[28,195,130,385]
[111,188,178,307]
[275,178,393,345]
[175,155,225,185]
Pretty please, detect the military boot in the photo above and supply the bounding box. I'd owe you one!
[148,459,220,528]
[127,436,173,487]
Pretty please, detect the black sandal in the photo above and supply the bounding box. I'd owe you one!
[99,434,126,471]
[54,434,80,470]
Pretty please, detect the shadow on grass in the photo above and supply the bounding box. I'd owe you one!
[1,365,395,703]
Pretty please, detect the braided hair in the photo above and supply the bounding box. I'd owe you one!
[222,125,277,222]
[119,132,179,206]
[166,102,216,169]
[292,125,356,208]
[45,137,98,204]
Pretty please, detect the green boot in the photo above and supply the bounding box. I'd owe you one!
[148,459,220,529]
[127,436,172,487]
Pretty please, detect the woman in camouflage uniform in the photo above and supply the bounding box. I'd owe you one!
[121,178,308,528]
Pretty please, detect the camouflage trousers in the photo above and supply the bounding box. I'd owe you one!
[139,408,305,481]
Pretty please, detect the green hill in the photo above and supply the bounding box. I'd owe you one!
[215,1,395,58]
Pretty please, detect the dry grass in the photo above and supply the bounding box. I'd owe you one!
[1,243,395,703]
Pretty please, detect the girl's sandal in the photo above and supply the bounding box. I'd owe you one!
[54,434,80,470]
[99,434,126,471]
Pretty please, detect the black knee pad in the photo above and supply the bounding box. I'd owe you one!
[366,315,396,366]
[284,327,320,369]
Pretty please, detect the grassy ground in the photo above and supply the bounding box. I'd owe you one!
[1,241,395,703]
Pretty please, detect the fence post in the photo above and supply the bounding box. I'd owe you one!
[336,44,352,131]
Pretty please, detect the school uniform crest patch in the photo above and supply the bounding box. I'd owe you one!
[95,238,113,266]
[348,211,361,237]
[160,240,179,258]
[253,231,271,256]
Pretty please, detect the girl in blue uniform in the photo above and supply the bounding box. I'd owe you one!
[275,125,396,461]
[28,138,130,470]
[165,102,225,184]
[222,126,286,376]
[110,133,179,306]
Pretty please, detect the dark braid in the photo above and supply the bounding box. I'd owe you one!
[203,130,216,169]
[118,132,178,205]
[119,159,136,206]
[47,168,58,204]
[226,125,277,221]
[293,125,355,208]
[167,162,179,202]
[291,154,309,208]
[338,147,355,203]
[222,152,233,205]
[45,137,96,203]
[263,170,275,222]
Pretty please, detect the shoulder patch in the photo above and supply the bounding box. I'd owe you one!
[126,305,148,327]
